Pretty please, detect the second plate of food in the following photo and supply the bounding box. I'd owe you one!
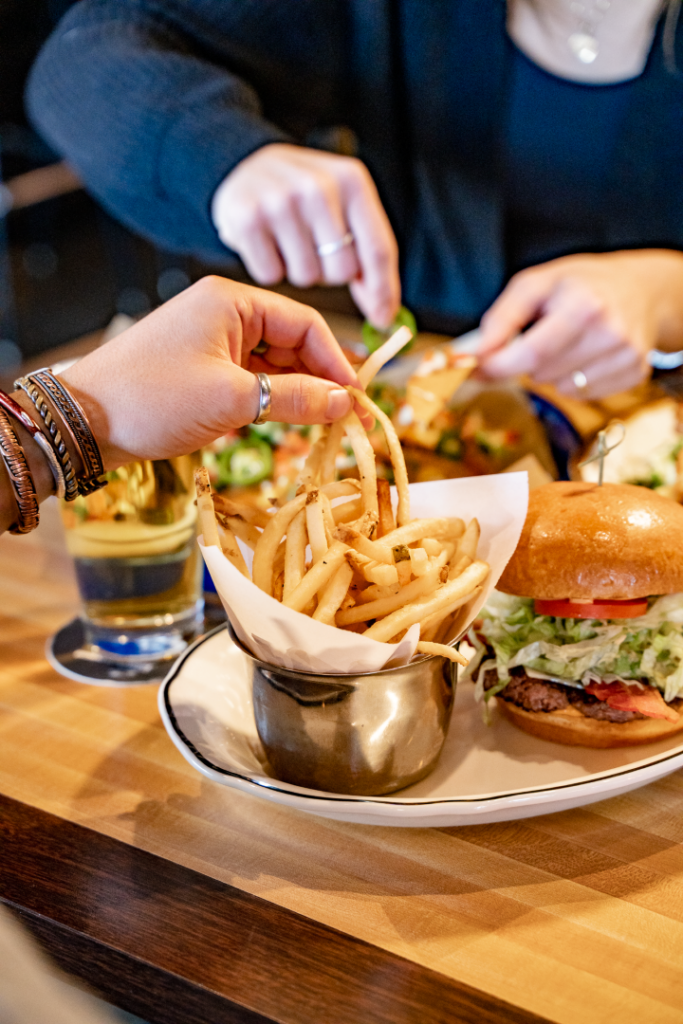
[158,625,683,827]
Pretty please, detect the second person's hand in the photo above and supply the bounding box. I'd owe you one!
[476,250,683,399]
[212,143,401,329]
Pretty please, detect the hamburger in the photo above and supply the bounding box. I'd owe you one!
[466,481,683,747]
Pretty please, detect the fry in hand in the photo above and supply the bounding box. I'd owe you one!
[357,325,413,388]
[348,386,411,526]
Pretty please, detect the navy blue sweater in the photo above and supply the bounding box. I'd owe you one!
[27,0,683,333]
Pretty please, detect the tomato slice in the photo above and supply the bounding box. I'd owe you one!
[534,597,649,620]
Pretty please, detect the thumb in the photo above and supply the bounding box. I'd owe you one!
[260,373,353,425]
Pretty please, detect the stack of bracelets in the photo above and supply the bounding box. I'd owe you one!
[0,368,106,535]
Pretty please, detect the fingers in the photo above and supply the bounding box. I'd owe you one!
[300,172,361,286]
[531,321,622,383]
[258,373,353,425]
[554,345,648,400]
[212,145,399,326]
[478,267,561,356]
[241,285,359,384]
[478,266,649,399]
[266,193,322,288]
[230,220,285,286]
[479,277,603,379]
[217,280,373,428]
[342,163,401,327]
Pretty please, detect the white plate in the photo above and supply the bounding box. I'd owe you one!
[159,626,683,827]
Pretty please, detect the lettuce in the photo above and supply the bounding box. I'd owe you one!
[473,592,683,702]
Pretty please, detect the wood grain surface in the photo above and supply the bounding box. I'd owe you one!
[1,795,545,1024]
[2,502,683,1024]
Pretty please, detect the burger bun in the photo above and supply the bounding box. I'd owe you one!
[498,481,683,600]
[496,697,683,748]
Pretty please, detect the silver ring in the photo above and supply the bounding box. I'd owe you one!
[253,372,272,424]
[572,370,588,392]
[316,231,354,258]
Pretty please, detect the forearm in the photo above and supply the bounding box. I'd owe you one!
[26,2,302,257]
[0,277,362,537]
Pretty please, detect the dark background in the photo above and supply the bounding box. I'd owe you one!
[0,0,358,380]
[0,0,206,375]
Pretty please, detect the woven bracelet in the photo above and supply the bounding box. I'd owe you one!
[27,369,106,496]
[14,376,78,501]
[0,408,40,534]
[0,388,66,500]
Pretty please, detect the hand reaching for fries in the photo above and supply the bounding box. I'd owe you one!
[60,276,372,471]
[196,327,490,668]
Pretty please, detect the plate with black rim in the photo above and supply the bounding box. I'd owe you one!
[158,624,683,827]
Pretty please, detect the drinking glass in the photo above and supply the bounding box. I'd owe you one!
[60,453,203,665]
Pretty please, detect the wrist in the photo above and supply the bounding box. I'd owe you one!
[14,368,108,496]
[57,363,120,472]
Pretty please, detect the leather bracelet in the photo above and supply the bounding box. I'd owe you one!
[0,388,66,499]
[13,377,78,501]
[0,408,40,534]
[25,369,106,496]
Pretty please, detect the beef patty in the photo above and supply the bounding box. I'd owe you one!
[481,667,648,723]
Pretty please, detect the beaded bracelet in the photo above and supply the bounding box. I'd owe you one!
[22,369,106,496]
[13,376,79,501]
[0,388,66,499]
[0,408,40,534]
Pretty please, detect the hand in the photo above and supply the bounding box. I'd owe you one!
[59,276,368,470]
[477,250,683,400]
[212,143,401,328]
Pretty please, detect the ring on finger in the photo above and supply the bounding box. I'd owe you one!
[316,231,354,258]
[253,372,273,424]
[572,369,588,392]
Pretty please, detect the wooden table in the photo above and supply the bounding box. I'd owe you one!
[2,504,683,1024]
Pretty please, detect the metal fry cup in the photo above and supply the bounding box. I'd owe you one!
[227,623,456,796]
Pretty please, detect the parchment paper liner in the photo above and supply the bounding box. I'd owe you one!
[199,473,528,674]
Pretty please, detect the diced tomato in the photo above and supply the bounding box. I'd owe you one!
[534,597,648,620]
[584,680,679,722]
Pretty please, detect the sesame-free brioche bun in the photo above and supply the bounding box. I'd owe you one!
[497,481,683,600]
[495,697,683,748]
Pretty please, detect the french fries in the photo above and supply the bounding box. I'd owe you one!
[194,329,489,666]
[376,479,396,537]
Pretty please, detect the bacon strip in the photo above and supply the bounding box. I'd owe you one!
[585,681,679,723]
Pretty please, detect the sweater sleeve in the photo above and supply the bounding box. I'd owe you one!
[26,1,339,260]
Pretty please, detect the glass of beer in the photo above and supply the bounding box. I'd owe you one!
[60,453,203,666]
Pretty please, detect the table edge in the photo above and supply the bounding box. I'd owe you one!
[0,794,549,1024]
